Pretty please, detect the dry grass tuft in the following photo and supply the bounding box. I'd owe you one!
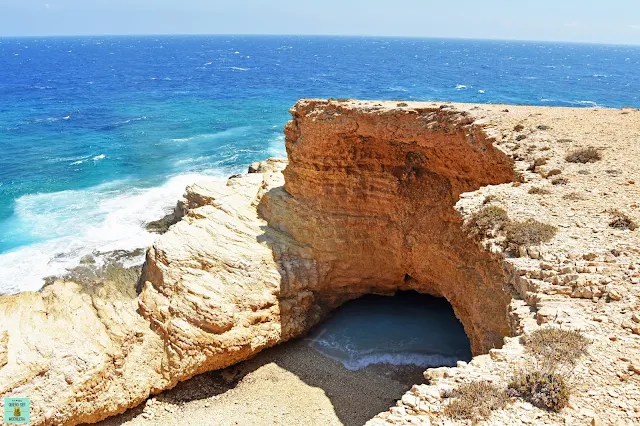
[546,169,562,178]
[552,177,568,185]
[483,194,498,205]
[608,209,637,231]
[527,157,548,172]
[565,147,602,164]
[396,102,408,107]
[444,381,509,421]
[504,219,557,247]
[508,369,570,412]
[525,328,590,365]
[528,187,551,195]
[468,206,509,235]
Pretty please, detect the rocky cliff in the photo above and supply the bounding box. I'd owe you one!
[1,100,639,425]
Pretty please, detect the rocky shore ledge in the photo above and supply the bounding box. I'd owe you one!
[1,99,639,425]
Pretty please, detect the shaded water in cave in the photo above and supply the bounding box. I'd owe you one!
[307,291,472,371]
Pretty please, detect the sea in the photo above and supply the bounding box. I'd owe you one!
[1,36,639,295]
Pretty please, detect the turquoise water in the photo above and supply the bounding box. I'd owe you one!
[307,292,472,370]
[1,36,639,293]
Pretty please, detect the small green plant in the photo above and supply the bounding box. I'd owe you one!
[525,328,590,366]
[504,219,557,247]
[507,369,570,412]
[396,102,408,107]
[608,209,637,231]
[468,206,509,235]
[444,381,509,421]
[528,187,551,195]
[565,147,602,163]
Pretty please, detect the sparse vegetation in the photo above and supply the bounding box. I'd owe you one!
[527,157,548,172]
[507,369,570,412]
[396,102,408,107]
[557,138,573,143]
[608,209,637,231]
[537,125,551,131]
[514,124,525,132]
[516,134,527,141]
[525,328,590,366]
[552,177,568,185]
[565,147,602,164]
[563,192,584,201]
[444,381,509,421]
[546,169,562,178]
[468,206,509,235]
[504,219,557,247]
[483,194,498,205]
[539,146,551,151]
[528,187,551,195]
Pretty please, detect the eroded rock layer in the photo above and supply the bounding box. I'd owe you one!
[10,99,639,425]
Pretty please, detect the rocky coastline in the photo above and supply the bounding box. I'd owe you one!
[1,99,639,425]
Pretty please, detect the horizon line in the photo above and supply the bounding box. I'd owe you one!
[0,33,639,47]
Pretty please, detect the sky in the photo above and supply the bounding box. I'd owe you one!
[1,0,639,45]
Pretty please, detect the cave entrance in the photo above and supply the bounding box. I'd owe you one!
[306,291,472,375]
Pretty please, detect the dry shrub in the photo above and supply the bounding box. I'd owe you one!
[513,124,524,132]
[468,206,509,235]
[608,209,637,231]
[527,157,548,172]
[537,125,551,130]
[565,147,602,163]
[444,381,509,421]
[528,187,551,195]
[546,169,562,178]
[525,328,590,366]
[507,369,569,412]
[504,219,557,247]
[483,194,498,205]
[563,192,584,201]
[396,102,408,107]
[516,134,527,141]
[552,177,568,185]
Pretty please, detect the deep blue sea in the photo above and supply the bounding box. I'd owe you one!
[1,36,639,294]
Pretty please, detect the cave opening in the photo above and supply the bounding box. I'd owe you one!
[306,291,472,373]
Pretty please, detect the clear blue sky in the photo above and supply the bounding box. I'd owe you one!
[1,0,639,44]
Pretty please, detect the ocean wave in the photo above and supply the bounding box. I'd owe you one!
[387,86,408,92]
[92,154,106,161]
[229,67,249,71]
[0,173,226,294]
[455,84,467,90]
[167,126,251,143]
[310,342,463,371]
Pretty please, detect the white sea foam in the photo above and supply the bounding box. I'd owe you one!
[455,84,467,90]
[167,126,251,143]
[478,90,486,94]
[229,67,249,71]
[92,154,106,161]
[0,173,226,294]
[308,335,462,370]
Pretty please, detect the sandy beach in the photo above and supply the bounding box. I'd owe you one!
[97,337,426,426]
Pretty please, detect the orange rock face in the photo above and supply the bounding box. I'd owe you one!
[260,100,516,354]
